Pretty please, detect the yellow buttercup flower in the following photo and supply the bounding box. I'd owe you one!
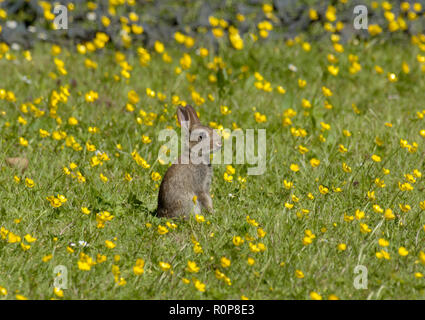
[186,260,200,273]
[159,261,171,271]
[221,257,231,268]
[157,225,169,235]
[290,164,300,172]
[360,223,371,234]
[337,243,347,251]
[233,236,244,246]
[319,185,329,195]
[310,291,322,300]
[384,208,395,220]
[85,90,99,102]
[53,287,64,298]
[193,279,206,292]
[105,240,116,249]
[398,247,409,257]
[399,204,411,213]
[133,259,145,275]
[25,178,35,188]
[295,270,304,279]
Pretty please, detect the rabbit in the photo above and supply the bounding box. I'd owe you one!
[157,105,222,218]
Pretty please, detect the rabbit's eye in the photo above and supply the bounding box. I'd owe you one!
[198,132,207,141]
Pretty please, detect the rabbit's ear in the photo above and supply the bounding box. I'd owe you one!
[177,106,191,130]
[185,105,201,125]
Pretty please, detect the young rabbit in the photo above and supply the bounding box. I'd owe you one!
[157,105,222,218]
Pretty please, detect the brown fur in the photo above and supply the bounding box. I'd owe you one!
[157,105,222,218]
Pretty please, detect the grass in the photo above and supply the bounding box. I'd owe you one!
[1,34,425,300]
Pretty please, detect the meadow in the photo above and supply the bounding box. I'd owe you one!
[1,1,425,300]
